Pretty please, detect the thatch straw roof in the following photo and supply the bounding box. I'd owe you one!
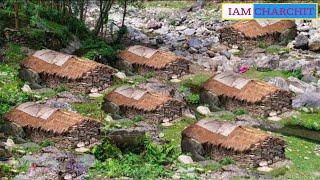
[183,119,272,152]
[203,72,280,103]
[118,45,184,69]
[105,86,172,111]
[230,20,296,38]
[5,102,89,134]
[21,49,109,79]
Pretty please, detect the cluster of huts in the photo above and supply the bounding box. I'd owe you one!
[4,20,295,167]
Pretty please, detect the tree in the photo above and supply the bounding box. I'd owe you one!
[14,0,19,29]
[93,0,114,36]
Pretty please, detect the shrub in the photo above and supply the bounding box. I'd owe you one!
[186,93,200,105]
[92,140,122,161]
[181,73,211,90]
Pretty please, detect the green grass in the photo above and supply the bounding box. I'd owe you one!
[145,1,192,9]
[72,96,106,121]
[181,73,211,90]
[244,69,291,81]
[283,111,320,131]
[162,118,197,152]
[277,136,320,179]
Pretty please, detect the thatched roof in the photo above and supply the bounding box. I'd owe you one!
[105,85,172,111]
[203,72,281,103]
[230,20,296,38]
[182,119,272,152]
[5,102,89,134]
[21,49,110,80]
[118,45,184,69]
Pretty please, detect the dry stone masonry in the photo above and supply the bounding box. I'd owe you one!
[201,71,292,116]
[220,20,296,48]
[19,49,116,93]
[4,102,102,148]
[182,119,286,167]
[117,45,189,79]
[102,85,186,123]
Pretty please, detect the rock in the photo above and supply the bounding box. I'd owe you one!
[115,72,126,80]
[256,55,279,71]
[147,20,162,30]
[64,174,73,180]
[259,161,268,167]
[188,38,202,49]
[178,155,194,164]
[161,122,173,127]
[181,137,205,161]
[196,106,211,116]
[308,34,320,51]
[175,26,187,31]
[75,147,90,153]
[292,92,320,108]
[88,92,103,98]
[267,116,282,122]
[77,142,85,148]
[170,79,181,83]
[4,138,15,147]
[102,101,120,115]
[19,68,40,84]
[279,29,297,45]
[90,88,98,93]
[257,166,273,172]
[21,84,33,93]
[183,28,196,36]
[268,77,289,91]
[288,77,317,94]
[200,91,220,110]
[269,111,277,117]
[294,34,309,50]
[220,51,231,59]
[107,127,147,151]
[208,164,249,179]
[1,121,25,139]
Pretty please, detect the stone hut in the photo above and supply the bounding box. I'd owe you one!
[220,20,296,48]
[117,45,189,79]
[201,72,292,116]
[182,119,285,167]
[20,49,116,92]
[4,102,101,148]
[102,85,185,122]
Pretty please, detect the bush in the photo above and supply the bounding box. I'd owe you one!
[92,140,122,161]
[181,73,211,90]
[186,93,200,105]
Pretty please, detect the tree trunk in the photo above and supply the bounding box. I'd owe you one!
[14,2,19,30]
[121,0,127,27]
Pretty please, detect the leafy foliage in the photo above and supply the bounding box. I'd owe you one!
[186,93,200,105]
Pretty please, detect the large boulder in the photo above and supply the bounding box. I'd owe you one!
[19,68,40,84]
[308,34,320,51]
[287,77,317,94]
[255,55,280,71]
[294,34,309,50]
[292,92,320,108]
[268,77,289,91]
[200,91,220,110]
[181,137,205,161]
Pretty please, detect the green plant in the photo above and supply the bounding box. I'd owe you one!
[233,108,248,116]
[39,139,54,147]
[257,42,268,49]
[283,68,303,80]
[181,74,211,90]
[219,157,235,166]
[92,140,122,161]
[132,115,144,123]
[186,93,200,105]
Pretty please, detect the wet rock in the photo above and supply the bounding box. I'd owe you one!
[292,92,320,108]
[196,106,211,116]
[268,77,289,91]
[178,155,194,164]
[308,34,320,51]
[294,34,309,50]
